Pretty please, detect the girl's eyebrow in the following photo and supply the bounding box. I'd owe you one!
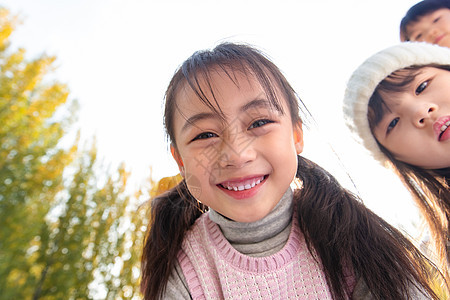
[240,98,273,113]
[181,112,217,133]
[181,97,274,132]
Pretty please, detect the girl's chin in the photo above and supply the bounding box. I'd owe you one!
[216,205,273,223]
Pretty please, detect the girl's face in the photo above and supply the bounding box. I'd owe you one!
[171,70,303,222]
[372,67,450,169]
[406,8,450,48]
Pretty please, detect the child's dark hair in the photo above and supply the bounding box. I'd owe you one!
[141,43,439,300]
[368,64,450,285]
[400,0,450,41]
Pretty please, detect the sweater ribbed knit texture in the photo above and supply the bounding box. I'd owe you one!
[178,209,333,299]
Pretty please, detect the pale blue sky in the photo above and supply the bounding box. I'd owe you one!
[2,0,424,235]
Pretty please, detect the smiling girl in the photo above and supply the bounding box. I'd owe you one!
[400,0,450,47]
[141,42,439,299]
[343,41,450,288]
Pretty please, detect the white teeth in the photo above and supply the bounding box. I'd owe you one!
[441,121,450,132]
[223,176,265,191]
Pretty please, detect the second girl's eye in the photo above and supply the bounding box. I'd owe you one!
[415,81,429,95]
[192,132,217,141]
[387,117,399,133]
[434,16,441,23]
[248,119,274,129]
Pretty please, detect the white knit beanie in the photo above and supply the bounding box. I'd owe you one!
[343,42,450,166]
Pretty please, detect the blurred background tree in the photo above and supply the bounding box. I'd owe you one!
[0,6,78,298]
[0,7,179,299]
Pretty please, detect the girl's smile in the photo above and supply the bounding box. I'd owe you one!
[373,67,450,169]
[217,175,267,200]
[171,69,303,222]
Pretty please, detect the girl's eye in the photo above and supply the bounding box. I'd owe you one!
[387,117,399,133]
[415,81,429,95]
[434,16,441,23]
[414,33,422,40]
[192,132,217,141]
[248,119,274,129]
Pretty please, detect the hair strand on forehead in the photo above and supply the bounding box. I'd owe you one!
[164,42,305,149]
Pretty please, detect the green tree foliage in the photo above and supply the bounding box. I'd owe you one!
[150,174,182,198]
[0,8,149,299]
[0,7,78,298]
[31,145,143,300]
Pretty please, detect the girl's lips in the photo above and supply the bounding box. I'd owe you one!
[217,175,267,200]
[435,33,447,44]
[440,123,450,141]
[433,116,450,141]
[219,175,266,191]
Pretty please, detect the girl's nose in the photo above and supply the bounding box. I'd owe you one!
[411,103,437,128]
[218,133,256,168]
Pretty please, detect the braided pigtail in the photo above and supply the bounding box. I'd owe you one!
[140,180,207,300]
[295,155,438,300]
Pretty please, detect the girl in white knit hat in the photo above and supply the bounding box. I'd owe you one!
[343,42,450,287]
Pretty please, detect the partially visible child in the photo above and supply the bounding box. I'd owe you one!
[343,41,450,288]
[141,42,440,299]
[400,0,450,47]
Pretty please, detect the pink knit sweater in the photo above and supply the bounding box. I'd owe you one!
[178,212,333,299]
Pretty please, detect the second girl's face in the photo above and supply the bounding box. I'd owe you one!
[372,67,450,169]
[171,69,303,222]
[406,8,450,47]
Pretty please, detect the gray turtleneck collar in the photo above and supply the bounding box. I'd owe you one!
[208,188,294,257]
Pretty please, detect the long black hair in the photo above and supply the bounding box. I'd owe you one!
[141,43,440,299]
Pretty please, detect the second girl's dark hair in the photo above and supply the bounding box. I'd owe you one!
[368,64,450,285]
[141,43,439,299]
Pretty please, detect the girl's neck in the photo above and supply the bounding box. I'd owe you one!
[208,188,294,245]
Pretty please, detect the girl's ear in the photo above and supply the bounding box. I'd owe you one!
[170,145,185,177]
[293,122,304,155]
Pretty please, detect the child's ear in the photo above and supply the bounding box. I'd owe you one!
[293,122,304,155]
[170,145,185,177]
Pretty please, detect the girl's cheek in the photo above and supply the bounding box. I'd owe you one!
[185,170,203,200]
